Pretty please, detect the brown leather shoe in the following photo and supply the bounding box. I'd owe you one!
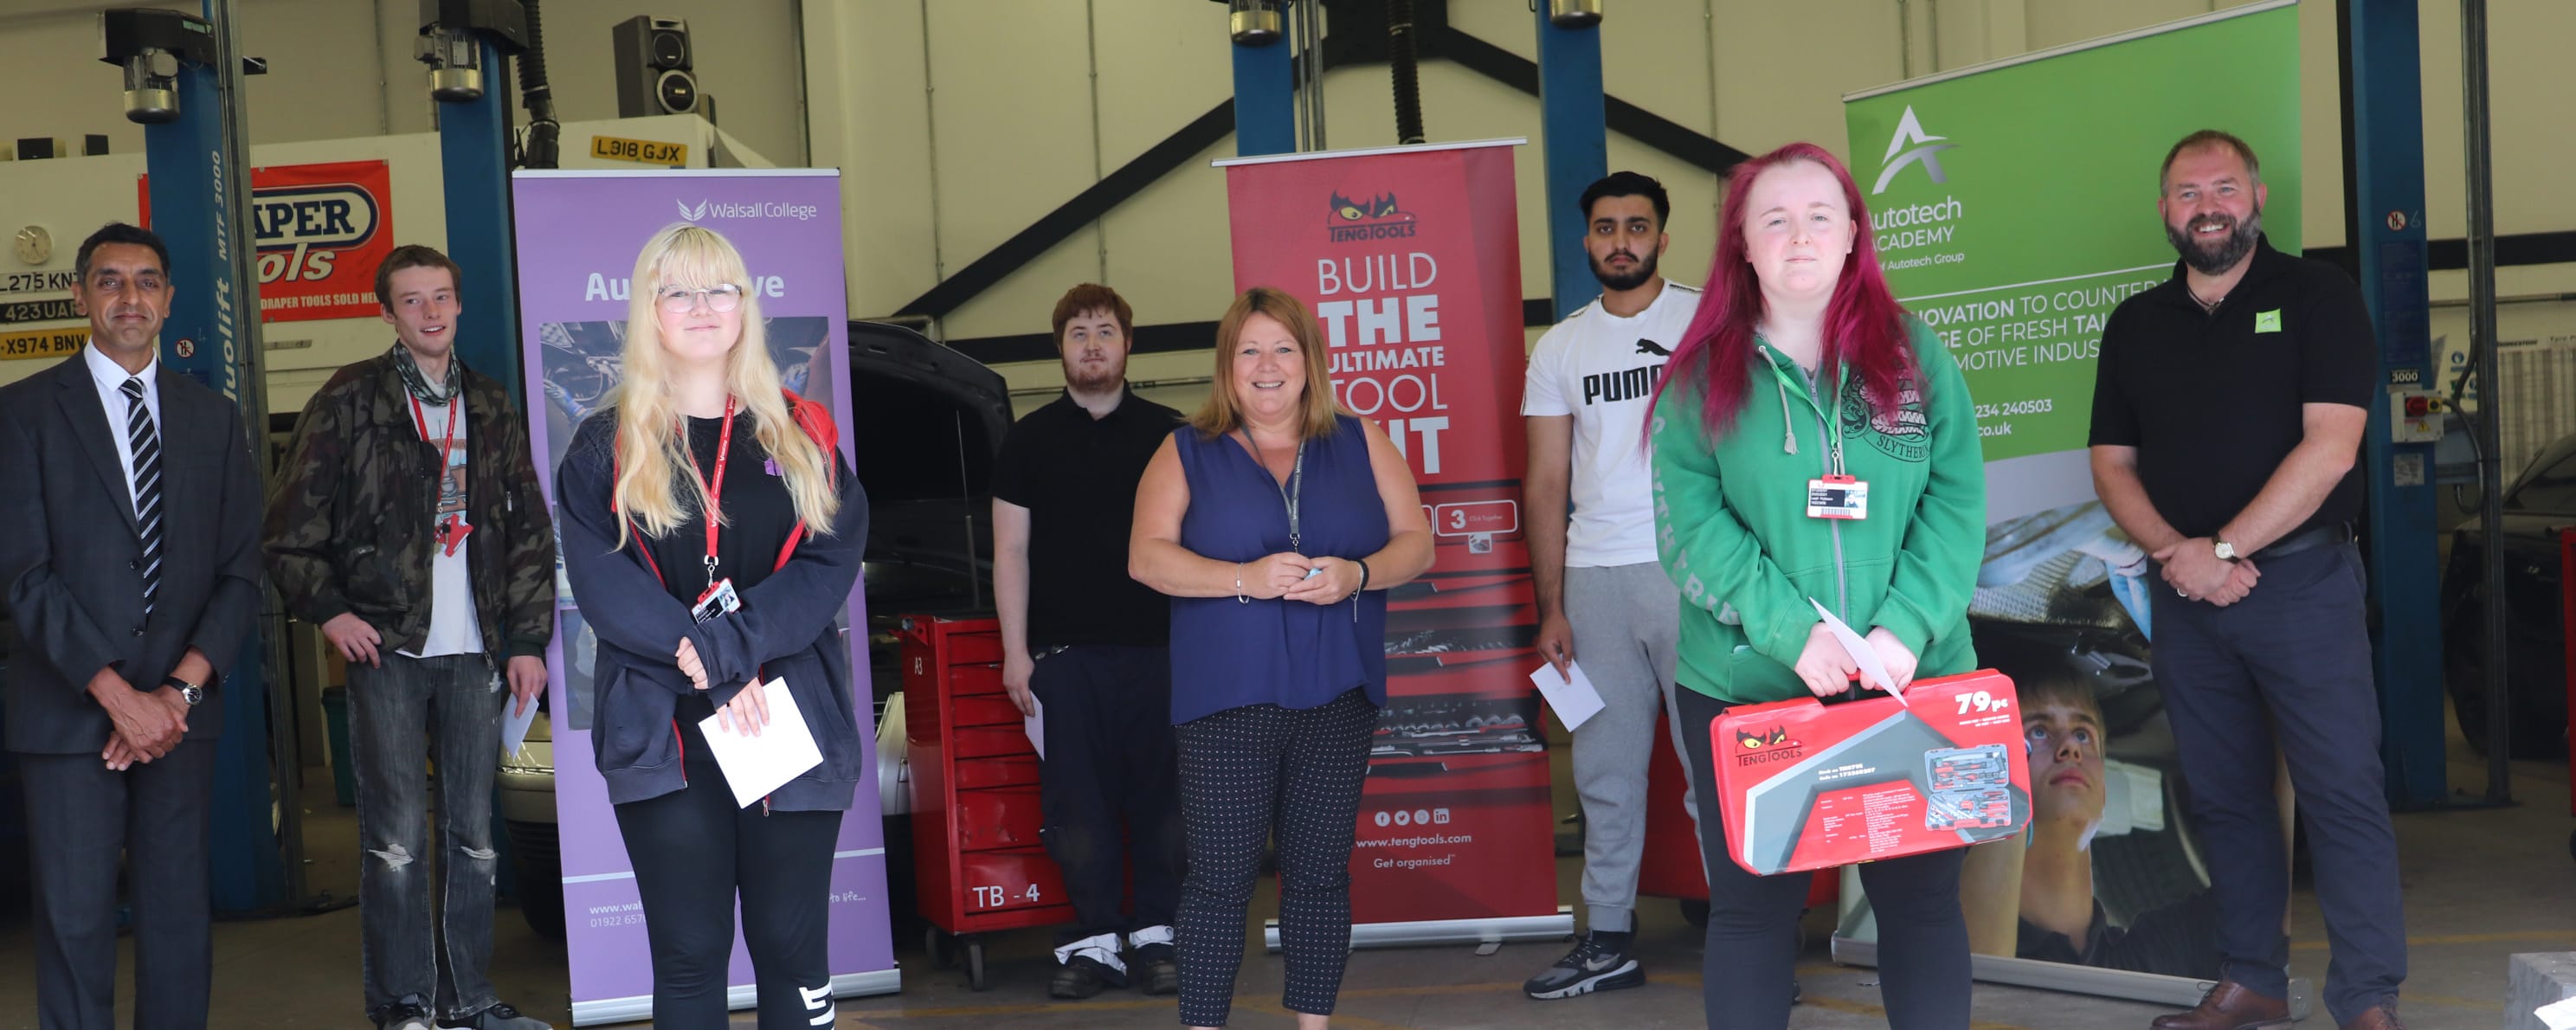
[2340,1001,2404,1030]
[2149,981,2292,1030]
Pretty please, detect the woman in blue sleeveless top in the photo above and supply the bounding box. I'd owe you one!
[1130,287,1433,1029]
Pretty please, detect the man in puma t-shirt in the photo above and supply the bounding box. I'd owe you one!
[1519,171,1704,1000]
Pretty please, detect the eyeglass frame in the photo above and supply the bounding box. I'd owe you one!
[655,283,746,313]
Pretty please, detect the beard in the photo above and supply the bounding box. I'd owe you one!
[2165,205,2263,275]
[1590,247,1659,293]
[1062,351,1126,392]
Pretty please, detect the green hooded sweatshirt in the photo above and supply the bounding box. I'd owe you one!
[1649,321,1986,705]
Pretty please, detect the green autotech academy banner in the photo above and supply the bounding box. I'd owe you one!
[1839,0,2301,999]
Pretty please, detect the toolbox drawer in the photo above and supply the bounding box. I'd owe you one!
[954,756,1041,789]
[953,725,1037,760]
[945,631,1002,666]
[950,663,1003,697]
[954,786,1044,851]
[956,847,1068,914]
[950,687,1018,724]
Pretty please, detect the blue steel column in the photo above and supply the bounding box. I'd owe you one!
[439,39,523,406]
[1232,23,1293,156]
[1536,7,1606,321]
[142,8,285,913]
[2344,0,2445,806]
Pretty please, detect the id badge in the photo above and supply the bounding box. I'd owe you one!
[1806,475,1869,520]
[691,577,743,624]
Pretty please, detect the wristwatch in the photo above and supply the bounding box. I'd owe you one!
[2212,537,2240,563]
[164,676,204,705]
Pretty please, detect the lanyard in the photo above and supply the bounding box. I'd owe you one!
[409,392,461,485]
[1242,430,1307,554]
[690,396,738,585]
[1763,350,1848,476]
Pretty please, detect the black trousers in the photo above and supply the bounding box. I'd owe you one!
[2150,544,2404,1025]
[614,705,846,1029]
[21,739,216,1030]
[1173,688,1376,1027]
[1678,686,1971,1029]
[1033,644,1182,944]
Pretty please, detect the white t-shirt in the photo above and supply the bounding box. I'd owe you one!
[399,396,486,660]
[1520,279,1702,568]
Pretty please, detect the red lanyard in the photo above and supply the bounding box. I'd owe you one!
[690,396,737,583]
[409,391,460,481]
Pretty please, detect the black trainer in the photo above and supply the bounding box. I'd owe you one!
[1523,930,1645,1000]
[373,999,435,1030]
[1132,942,1181,995]
[1049,954,1128,999]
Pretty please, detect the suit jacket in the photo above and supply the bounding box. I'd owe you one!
[0,353,264,754]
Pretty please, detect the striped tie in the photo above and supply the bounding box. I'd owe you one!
[121,377,162,615]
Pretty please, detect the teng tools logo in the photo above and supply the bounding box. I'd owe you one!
[1328,190,1417,243]
[1736,725,1806,766]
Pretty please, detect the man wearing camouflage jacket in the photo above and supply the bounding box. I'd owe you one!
[263,245,555,1030]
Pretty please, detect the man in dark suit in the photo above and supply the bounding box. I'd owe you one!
[0,222,264,1030]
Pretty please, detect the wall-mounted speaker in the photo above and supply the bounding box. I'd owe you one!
[613,15,699,118]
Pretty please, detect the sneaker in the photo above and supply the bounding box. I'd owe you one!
[1523,930,1644,1000]
[374,1000,435,1030]
[441,1002,552,1030]
[1132,942,1181,995]
[1050,954,1127,999]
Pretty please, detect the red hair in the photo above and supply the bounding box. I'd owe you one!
[1653,143,1917,441]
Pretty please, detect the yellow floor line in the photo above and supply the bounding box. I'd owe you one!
[2292,930,2576,951]
[2404,992,2505,1013]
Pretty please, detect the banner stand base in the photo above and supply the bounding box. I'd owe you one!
[1265,908,1574,952]
[571,968,901,1027]
[1830,935,2312,1020]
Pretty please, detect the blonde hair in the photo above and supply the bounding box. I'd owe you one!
[610,222,839,548]
[1188,286,1344,441]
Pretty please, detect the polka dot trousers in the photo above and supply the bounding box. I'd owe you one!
[1172,688,1377,1027]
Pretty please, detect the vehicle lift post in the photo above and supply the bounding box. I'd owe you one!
[419,0,529,408]
[102,0,292,912]
[2340,0,2449,808]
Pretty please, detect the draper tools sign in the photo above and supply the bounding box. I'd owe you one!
[140,158,393,322]
[1221,140,1562,939]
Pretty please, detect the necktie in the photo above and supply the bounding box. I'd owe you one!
[121,377,162,615]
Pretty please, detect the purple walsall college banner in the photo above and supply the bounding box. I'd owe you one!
[510,169,898,1025]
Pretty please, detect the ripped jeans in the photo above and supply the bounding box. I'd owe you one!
[349,651,506,1023]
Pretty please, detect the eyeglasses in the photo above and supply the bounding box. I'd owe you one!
[657,284,744,313]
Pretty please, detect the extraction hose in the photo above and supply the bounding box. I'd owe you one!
[1390,0,1425,145]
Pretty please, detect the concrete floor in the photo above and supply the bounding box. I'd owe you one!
[1,715,2571,1029]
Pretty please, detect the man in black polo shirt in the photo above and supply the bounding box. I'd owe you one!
[2090,131,2404,1030]
[993,282,1188,999]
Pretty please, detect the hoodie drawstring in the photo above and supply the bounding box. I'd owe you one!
[1774,373,1799,456]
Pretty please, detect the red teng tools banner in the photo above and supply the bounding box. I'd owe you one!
[142,159,394,322]
[1218,139,1569,946]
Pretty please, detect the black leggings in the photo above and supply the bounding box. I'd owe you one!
[1173,688,1377,1027]
[614,707,846,1029]
[1678,686,1971,1029]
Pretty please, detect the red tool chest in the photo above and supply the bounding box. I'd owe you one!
[899,615,1071,988]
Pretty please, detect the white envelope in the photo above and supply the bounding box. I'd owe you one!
[500,690,540,756]
[1527,660,1607,732]
[696,678,825,808]
[1810,598,1906,707]
[1024,692,1046,761]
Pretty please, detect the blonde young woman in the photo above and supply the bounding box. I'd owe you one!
[1129,287,1434,1029]
[556,223,867,1028]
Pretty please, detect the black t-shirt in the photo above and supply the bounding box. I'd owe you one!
[2088,236,2377,541]
[643,411,800,606]
[2016,894,2221,980]
[990,389,1184,647]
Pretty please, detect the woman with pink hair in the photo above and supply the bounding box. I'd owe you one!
[1649,142,1987,1027]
